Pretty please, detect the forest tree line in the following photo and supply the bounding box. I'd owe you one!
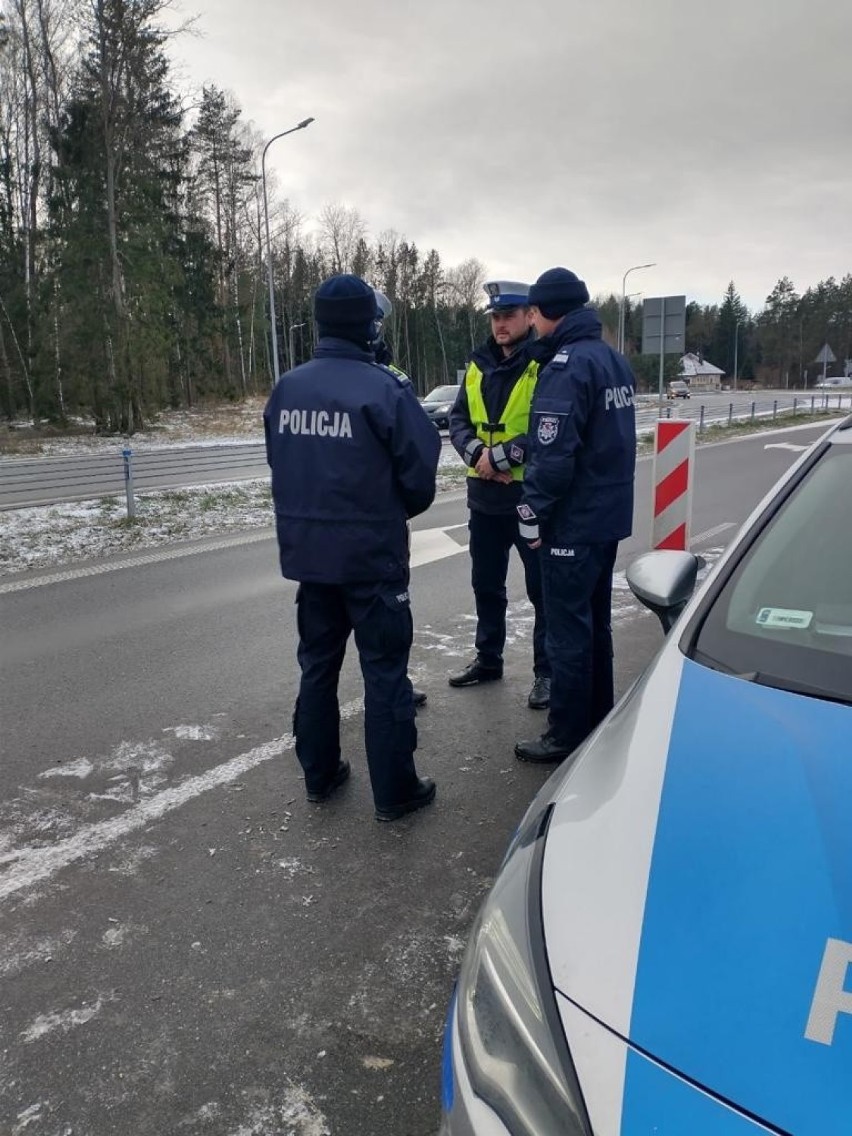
[1,0,850,434]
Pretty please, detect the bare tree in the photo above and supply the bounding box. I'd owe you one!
[318,202,367,274]
[447,257,487,350]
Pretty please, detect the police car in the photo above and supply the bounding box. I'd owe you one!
[441,416,852,1135]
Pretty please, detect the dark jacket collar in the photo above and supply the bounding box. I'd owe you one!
[313,336,375,363]
[529,306,603,366]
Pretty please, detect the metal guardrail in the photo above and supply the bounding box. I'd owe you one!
[0,436,458,512]
[0,443,271,511]
[634,391,849,433]
[1,394,848,513]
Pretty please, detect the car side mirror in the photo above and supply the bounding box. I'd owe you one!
[627,551,700,635]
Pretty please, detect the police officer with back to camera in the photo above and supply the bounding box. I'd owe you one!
[514,267,636,764]
[447,280,551,709]
[263,274,441,822]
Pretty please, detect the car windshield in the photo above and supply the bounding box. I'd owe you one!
[692,433,852,705]
[423,386,458,403]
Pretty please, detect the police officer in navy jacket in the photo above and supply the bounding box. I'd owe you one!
[263,274,441,821]
[514,268,636,764]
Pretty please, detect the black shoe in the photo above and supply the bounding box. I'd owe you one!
[375,777,436,822]
[514,735,575,764]
[527,676,551,710]
[412,688,427,708]
[448,661,503,688]
[306,759,351,803]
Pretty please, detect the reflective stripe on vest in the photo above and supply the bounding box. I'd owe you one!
[465,360,538,481]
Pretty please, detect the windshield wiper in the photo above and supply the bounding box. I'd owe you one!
[738,670,852,707]
[693,650,852,706]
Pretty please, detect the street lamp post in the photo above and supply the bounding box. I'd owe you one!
[288,322,306,371]
[618,263,655,354]
[262,117,314,385]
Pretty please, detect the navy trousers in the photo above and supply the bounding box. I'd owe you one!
[469,510,549,676]
[293,580,419,810]
[539,541,618,749]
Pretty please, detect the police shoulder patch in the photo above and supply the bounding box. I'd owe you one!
[536,415,560,445]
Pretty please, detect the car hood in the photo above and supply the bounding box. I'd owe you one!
[542,649,852,1135]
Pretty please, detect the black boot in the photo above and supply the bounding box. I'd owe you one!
[375,777,436,822]
[306,759,351,802]
[514,735,575,764]
[412,688,427,708]
[448,660,503,687]
[527,676,551,709]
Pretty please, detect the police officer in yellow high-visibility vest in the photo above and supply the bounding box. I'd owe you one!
[448,280,551,709]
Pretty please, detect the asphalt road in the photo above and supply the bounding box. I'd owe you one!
[0,423,830,1136]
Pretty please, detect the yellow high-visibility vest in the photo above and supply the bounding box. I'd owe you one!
[465,360,538,481]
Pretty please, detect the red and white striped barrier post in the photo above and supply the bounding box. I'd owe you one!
[652,419,696,550]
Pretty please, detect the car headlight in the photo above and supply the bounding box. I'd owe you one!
[456,804,591,1136]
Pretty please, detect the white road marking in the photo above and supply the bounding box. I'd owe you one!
[0,702,363,904]
[690,521,736,546]
[764,442,809,452]
[409,526,467,568]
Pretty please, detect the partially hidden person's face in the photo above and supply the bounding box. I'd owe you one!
[490,306,532,348]
[529,306,560,338]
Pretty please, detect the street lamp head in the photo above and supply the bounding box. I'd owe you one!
[298,117,315,129]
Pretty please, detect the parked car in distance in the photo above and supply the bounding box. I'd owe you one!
[816,376,852,390]
[440,415,852,1136]
[420,384,460,429]
[667,380,690,399]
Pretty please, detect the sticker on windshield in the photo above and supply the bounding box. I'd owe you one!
[756,607,813,630]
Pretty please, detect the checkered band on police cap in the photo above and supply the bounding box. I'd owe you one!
[482,280,530,311]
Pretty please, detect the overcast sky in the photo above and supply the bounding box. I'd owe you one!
[167,0,851,311]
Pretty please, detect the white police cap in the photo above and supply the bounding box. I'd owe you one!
[482,280,530,311]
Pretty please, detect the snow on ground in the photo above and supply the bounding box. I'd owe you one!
[1,398,268,457]
[0,457,466,578]
[0,482,273,575]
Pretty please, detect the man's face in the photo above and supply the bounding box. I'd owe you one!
[529,306,561,338]
[490,306,532,349]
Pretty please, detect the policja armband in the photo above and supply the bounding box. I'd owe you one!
[517,502,539,544]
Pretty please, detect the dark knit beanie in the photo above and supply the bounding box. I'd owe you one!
[314,274,380,344]
[528,267,590,319]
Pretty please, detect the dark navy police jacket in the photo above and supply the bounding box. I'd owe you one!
[449,331,536,517]
[521,307,636,545]
[264,338,441,584]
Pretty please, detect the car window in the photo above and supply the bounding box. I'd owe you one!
[423,386,459,402]
[692,437,852,704]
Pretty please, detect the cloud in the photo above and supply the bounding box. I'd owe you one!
[168,0,852,309]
